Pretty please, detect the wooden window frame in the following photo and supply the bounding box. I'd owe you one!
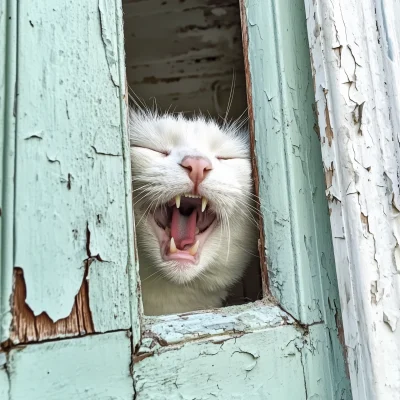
[306,0,400,398]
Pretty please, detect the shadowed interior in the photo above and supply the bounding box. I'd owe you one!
[123,0,262,306]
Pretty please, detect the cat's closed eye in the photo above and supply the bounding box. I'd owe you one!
[216,156,246,160]
[132,145,169,156]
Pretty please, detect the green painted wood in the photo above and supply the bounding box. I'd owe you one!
[0,0,17,344]
[245,0,325,323]
[303,324,351,399]
[8,331,134,399]
[135,326,306,400]
[0,354,9,399]
[11,0,137,337]
[242,0,351,396]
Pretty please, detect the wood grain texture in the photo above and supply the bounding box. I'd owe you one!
[11,267,93,343]
[10,0,136,341]
[305,0,400,397]
[8,332,134,400]
[0,0,17,345]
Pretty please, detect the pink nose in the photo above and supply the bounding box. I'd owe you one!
[180,156,212,186]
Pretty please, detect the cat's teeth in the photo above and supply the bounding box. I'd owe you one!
[195,227,200,234]
[170,237,177,253]
[201,197,208,212]
[175,195,181,208]
[188,240,200,256]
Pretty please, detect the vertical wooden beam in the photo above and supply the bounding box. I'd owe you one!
[305,0,400,398]
[1,0,139,345]
[240,0,351,396]
[0,0,17,346]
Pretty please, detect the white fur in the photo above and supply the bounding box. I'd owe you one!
[129,109,257,315]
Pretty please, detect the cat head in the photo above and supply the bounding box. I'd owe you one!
[130,109,257,291]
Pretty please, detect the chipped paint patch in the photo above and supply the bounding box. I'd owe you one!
[141,301,293,348]
[98,0,120,87]
[10,267,93,344]
[8,0,134,342]
[134,326,307,400]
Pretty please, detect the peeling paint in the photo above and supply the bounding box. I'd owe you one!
[8,0,134,341]
[134,327,307,400]
[305,0,400,397]
[10,267,94,344]
[383,310,399,332]
[98,0,120,87]
[324,99,334,147]
[141,302,293,347]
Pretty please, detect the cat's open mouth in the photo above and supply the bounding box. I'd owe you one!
[151,194,217,264]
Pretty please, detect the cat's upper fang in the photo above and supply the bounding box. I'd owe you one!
[201,197,207,212]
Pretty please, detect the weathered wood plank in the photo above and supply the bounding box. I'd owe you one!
[141,301,292,348]
[305,0,400,397]
[242,0,326,323]
[0,0,17,345]
[8,331,134,400]
[134,326,307,400]
[303,324,351,399]
[9,0,137,343]
[240,0,351,395]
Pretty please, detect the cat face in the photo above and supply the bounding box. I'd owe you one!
[130,110,256,290]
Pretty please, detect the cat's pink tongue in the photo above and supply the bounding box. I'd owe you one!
[171,207,197,249]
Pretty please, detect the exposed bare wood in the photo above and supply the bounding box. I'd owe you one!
[11,267,93,344]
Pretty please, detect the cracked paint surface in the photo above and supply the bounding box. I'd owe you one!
[8,332,134,400]
[1,0,134,343]
[305,0,400,398]
[134,326,307,400]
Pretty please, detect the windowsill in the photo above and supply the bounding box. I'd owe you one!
[139,300,293,353]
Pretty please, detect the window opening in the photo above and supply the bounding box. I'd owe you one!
[123,0,263,315]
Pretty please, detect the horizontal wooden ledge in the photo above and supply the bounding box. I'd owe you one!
[140,301,301,351]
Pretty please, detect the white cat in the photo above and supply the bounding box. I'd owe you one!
[129,109,257,315]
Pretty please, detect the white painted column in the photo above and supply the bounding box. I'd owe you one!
[304,0,400,398]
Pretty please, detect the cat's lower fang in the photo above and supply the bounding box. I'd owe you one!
[170,237,177,253]
[189,240,200,256]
